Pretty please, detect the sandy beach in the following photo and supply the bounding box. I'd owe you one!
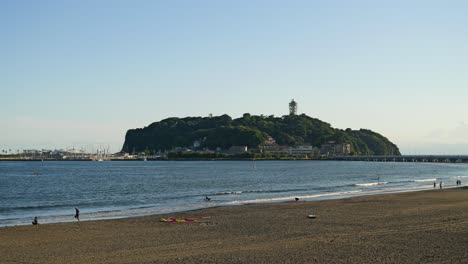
[1,188,468,264]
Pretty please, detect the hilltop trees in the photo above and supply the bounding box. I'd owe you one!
[122,114,400,156]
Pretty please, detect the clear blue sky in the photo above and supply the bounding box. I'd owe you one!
[1,0,467,154]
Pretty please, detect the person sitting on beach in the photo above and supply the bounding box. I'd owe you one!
[74,208,80,221]
[295,197,299,202]
[205,196,211,201]
[32,217,38,225]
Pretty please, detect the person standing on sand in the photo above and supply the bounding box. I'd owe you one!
[433,182,436,188]
[439,182,442,189]
[74,208,80,221]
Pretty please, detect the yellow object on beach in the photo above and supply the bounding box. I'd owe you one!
[160,217,209,223]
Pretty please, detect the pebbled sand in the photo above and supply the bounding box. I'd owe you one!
[2,188,468,264]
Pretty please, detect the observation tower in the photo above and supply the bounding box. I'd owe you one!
[289,99,297,115]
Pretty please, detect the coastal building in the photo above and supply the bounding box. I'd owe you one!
[320,141,351,156]
[264,145,290,155]
[320,141,337,156]
[289,145,318,157]
[23,149,41,154]
[261,136,281,153]
[226,146,248,154]
[335,143,351,155]
[264,136,277,146]
[193,140,201,149]
[114,151,130,158]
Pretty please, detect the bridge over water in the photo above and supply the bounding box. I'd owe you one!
[333,155,468,163]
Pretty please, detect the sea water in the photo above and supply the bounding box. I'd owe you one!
[1,160,468,226]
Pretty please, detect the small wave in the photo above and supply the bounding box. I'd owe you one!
[214,191,243,195]
[212,188,308,196]
[414,178,437,182]
[0,204,70,213]
[353,182,387,187]
[224,190,363,205]
[387,180,413,184]
[0,199,118,213]
[449,175,468,179]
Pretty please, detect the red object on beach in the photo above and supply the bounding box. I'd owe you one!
[161,217,198,222]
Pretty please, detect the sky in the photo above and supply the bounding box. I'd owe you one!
[1,0,467,154]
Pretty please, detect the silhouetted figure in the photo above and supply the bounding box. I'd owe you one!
[439,182,442,189]
[32,217,38,225]
[74,208,80,221]
[295,197,299,202]
[205,196,211,201]
[433,182,436,188]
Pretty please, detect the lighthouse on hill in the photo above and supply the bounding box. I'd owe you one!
[289,99,297,115]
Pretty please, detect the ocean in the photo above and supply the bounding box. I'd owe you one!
[1,160,468,226]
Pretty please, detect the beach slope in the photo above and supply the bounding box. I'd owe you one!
[2,188,468,263]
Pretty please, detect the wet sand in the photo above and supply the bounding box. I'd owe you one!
[2,188,468,263]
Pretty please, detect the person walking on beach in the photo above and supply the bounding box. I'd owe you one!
[74,208,80,221]
[439,182,443,189]
[433,182,436,188]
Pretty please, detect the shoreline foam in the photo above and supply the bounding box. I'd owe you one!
[2,184,463,227]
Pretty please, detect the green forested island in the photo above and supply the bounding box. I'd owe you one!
[122,113,400,158]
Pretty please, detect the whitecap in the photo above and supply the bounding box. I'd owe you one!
[414,178,437,182]
[353,182,387,187]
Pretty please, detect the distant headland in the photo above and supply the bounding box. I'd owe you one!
[122,100,401,160]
